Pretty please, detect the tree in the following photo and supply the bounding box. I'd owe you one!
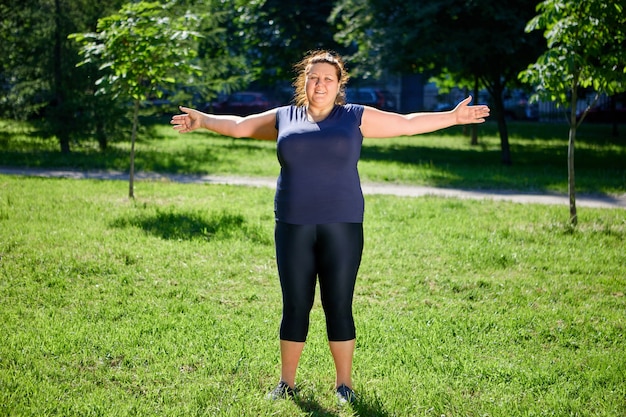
[520,0,626,225]
[70,1,201,198]
[0,0,54,119]
[224,0,346,88]
[332,0,544,165]
[0,0,125,152]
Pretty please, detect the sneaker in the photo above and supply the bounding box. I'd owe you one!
[336,384,356,405]
[267,380,297,400]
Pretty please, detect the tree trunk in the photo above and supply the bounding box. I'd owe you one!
[129,100,139,199]
[462,87,469,137]
[59,131,71,154]
[568,88,578,226]
[484,79,512,165]
[470,77,479,146]
[96,120,108,152]
[493,96,512,165]
[610,95,618,138]
[54,0,70,154]
[497,115,511,165]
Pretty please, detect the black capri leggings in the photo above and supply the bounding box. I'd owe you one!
[274,221,364,342]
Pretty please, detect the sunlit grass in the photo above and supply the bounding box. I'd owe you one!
[1,176,625,416]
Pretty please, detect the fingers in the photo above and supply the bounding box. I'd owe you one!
[170,112,189,133]
[171,107,190,121]
[171,106,201,132]
[471,108,490,124]
[170,116,185,127]
[453,96,490,124]
[461,95,490,118]
[475,105,490,119]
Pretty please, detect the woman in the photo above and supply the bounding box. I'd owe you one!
[171,50,489,405]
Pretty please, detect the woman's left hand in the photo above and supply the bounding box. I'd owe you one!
[454,96,490,124]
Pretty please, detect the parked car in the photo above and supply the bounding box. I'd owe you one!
[503,91,539,121]
[346,87,397,111]
[206,91,275,116]
[432,102,455,112]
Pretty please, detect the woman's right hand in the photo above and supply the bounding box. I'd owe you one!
[171,106,203,133]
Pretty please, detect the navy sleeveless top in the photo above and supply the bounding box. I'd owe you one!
[274,104,365,225]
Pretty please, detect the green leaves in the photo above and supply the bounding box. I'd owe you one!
[70,1,202,103]
[69,1,208,197]
[519,0,626,224]
[521,0,626,110]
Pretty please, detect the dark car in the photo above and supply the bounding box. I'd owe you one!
[346,87,397,111]
[503,91,539,121]
[207,92,274,116]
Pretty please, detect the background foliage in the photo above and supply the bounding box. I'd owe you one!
[1,0,625,160]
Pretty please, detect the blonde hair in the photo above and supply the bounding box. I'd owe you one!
[292,50,350,107]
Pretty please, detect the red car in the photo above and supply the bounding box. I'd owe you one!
[207,92,274,116]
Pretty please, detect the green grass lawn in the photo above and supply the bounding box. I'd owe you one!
[1,176,624,416]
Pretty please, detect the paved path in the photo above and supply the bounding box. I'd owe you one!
[2,167,625,209]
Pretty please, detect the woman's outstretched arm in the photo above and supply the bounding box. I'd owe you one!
[360,96,490,138]
[171,106,278,140]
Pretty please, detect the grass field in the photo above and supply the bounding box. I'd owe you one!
[1,175,625,416]
[1,117,625,416]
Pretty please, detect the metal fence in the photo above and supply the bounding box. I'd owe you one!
[537,94,615,123]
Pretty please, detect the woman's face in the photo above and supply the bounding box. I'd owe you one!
[305,62,340,109]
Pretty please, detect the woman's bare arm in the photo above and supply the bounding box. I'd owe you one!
[171,106,278,140]
[360,96,490,138]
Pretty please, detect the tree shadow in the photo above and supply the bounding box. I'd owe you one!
[359,137,626,193]
[136,139,276,174]
[110,208,270,244]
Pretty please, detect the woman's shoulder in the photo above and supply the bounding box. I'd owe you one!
[337,103,365,123]
[276,104,302,113]
[341,103,364,111]
[275,104,301,116]
[275,104,306,126]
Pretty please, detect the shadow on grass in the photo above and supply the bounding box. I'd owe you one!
[433,120,625,144]
[294,393,390,417]
[351,394,391,417]
[0,130,275,175]
[359,140,625,192]
[294,398,337,417]
[136,139,277,174]
[110,208,270,244]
